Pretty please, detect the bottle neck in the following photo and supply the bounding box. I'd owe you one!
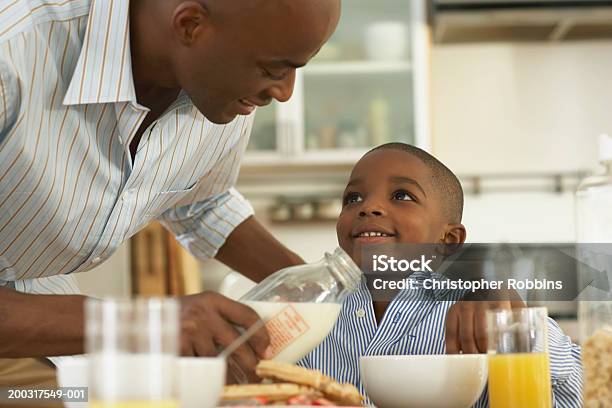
[326,247,362,292]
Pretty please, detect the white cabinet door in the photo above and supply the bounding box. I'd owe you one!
[245,0,430,165]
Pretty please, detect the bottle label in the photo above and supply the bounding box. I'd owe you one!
[265,305,310,357]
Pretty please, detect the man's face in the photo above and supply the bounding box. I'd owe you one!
[173,0,340,124]
[336,149,448,265]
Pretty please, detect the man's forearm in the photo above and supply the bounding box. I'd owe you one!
[216,216,304,282]
[0,287,85,357]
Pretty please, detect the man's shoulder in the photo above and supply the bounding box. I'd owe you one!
[0,0,91,44]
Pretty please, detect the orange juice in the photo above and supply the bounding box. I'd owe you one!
[89,401,177,408]
[488,353,552,408]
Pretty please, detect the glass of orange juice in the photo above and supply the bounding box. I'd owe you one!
[85,298,179,408]
[486,307,552,408]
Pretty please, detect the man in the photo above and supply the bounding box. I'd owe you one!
[0,0,341,390]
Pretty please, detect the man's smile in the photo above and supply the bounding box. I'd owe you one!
[235,98,259,115]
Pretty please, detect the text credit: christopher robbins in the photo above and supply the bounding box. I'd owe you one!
[369,254,564,293]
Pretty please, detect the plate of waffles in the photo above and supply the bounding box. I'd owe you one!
[219,360,364,407]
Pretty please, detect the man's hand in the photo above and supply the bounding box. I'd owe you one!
[179,291,272,381]
[445,291,525,354]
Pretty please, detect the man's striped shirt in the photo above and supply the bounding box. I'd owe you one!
[0,0,255,294]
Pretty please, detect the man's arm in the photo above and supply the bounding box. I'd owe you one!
[0,287,270,376]
[216,216,304,283]
[160,188,304,282]
[0,287,85,357]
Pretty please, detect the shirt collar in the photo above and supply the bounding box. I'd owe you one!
[63,0,137,106]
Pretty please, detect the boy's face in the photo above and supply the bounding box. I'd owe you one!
[337,149,450,264]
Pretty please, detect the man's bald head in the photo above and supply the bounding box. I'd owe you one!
[207,0,340,24]
[200,0,341,72]
[133,0,341,123]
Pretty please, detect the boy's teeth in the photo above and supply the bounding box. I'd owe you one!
[359,232,390,237]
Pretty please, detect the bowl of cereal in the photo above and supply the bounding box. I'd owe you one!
[360,354,487,408]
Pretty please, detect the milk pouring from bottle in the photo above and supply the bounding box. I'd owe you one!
[240,247,362,363]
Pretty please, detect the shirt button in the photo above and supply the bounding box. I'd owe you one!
[356,309,366,318]
[92,257,102,264]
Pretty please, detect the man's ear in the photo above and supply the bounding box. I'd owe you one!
[171,1,211,46]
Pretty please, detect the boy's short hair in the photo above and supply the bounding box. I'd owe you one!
[368,142,464,223]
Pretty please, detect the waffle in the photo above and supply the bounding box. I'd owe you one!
[255,360,363,406]
[222,383,319,402]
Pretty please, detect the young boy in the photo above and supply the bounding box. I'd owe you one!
[298,143,582,407]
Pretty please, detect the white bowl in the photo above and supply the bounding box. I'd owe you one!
[56,356,226,408]
[360,354,487,408]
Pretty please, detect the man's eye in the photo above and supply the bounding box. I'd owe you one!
[263,69,288,81]
[393,190,414,201]
[343,192,363,205]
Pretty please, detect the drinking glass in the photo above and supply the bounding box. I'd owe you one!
[486,307,552,408]
[85,298,179,408]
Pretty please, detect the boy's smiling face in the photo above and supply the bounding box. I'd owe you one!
[337,148,462,264]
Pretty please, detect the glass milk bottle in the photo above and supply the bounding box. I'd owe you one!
[240,247,362,363]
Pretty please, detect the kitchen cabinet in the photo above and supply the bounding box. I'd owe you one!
[244,0,431,166]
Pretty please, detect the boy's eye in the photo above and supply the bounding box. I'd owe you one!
[343,192,363,205]
[393,190,414,201]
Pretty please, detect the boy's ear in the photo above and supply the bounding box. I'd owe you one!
[437,224,467,257]
[442,224,467,245]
